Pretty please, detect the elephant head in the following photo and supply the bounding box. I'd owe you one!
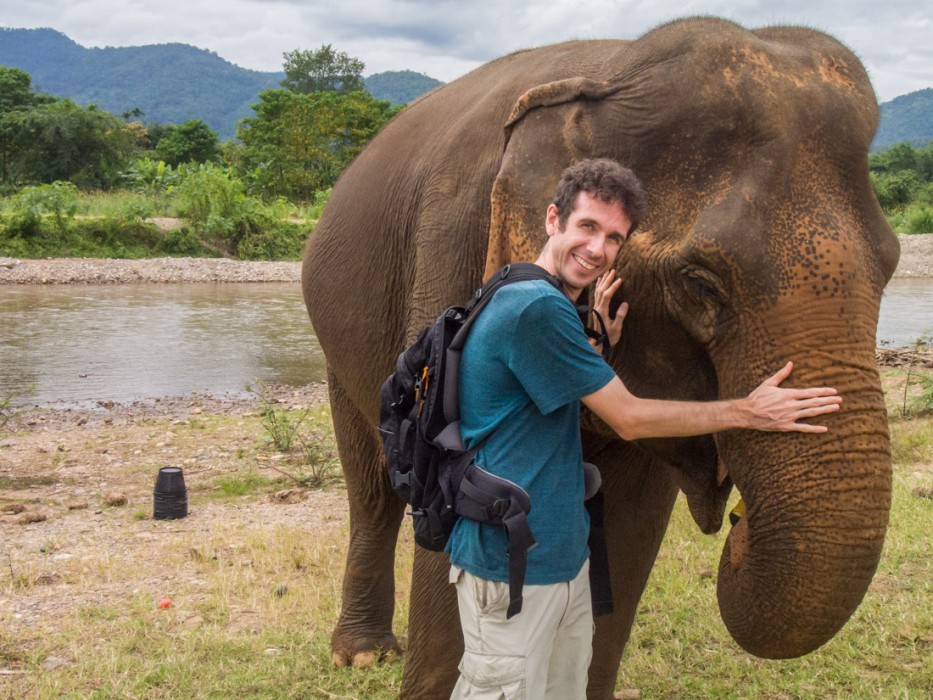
[484,18,899,658]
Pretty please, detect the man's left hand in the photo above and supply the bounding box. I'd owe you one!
[593,270,626,348]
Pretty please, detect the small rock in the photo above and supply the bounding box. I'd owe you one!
[912,486,933,499]
[191,407,203,415]
[67,501,89,510]
[40,656,70,670]
[614,690,641,700]
[103,493,127,507]
[2,503,26,514]
[17,511,47,525]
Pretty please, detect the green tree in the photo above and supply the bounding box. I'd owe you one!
[154,119,219,166]
[0,66,39,113]
[871,170,919,211]
[281,44,366,95]
[15,101,136,188]
[869,142,919,174]
[0,67,136,188]
[236,89,397,200]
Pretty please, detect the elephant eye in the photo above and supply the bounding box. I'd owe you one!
[681,266,725,306]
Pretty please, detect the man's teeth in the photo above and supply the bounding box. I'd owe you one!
[573,254,596,270]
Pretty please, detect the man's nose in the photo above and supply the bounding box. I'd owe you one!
[585,233,607,257]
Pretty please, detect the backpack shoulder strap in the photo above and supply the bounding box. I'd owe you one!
[442,264,561,423]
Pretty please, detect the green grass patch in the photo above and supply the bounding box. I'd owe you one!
[213,469,277,498]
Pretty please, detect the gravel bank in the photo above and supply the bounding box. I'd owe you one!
[0,256,301,284]
[1,234,930,284]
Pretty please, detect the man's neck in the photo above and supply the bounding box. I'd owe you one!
[533,252,581,302]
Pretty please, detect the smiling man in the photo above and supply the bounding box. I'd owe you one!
[447,159,843,700]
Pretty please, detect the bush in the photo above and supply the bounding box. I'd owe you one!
[159,226,212,256]
[905,206,933,234]
[10,181,79,231]
[236,221,308,260]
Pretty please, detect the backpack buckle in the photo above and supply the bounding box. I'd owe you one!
[483,497,509,520]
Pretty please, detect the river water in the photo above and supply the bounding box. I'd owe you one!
[1,278,931,408]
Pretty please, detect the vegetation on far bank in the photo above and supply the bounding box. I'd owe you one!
[0,46,395,261]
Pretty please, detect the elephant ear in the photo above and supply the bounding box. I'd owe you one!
[484,78,618,280]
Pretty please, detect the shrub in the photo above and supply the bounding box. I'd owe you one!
[905,206,933,234]
[10,181,79,231]
[159,226,212,256]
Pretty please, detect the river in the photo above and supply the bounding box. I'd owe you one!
[1,278,931,408]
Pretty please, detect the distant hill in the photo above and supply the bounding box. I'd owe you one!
[365,70,442,105]
[872,89,933,152]
[0,27,443,140]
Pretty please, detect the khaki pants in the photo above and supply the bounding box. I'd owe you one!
[449,560,593,700]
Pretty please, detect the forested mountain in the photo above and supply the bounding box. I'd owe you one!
[366,70,442,105]
[0,27,443,139]
[872,89,933,151]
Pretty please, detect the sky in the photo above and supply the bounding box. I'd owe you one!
[1,0,930,102]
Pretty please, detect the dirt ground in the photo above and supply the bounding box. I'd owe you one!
[0,383,349,646]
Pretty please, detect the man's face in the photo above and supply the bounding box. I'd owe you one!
[540,191,631,299]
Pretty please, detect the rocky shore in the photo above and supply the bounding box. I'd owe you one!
[1,234,931,285]
[0,256,302,284]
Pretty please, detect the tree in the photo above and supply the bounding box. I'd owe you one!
[154,119,219,166]
[236,88,398,199]
[870,170,919,211]
[0,66,37,113]
[281,44,366,95]
[0,91,136,188]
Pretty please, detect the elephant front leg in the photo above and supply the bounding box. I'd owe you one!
[584,439,681,700]
[328,372,406,667]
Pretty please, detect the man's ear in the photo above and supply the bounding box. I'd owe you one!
[545,203,560,237]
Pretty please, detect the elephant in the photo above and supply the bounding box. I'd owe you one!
[302,16,899,699]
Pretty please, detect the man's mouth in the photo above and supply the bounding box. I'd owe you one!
[573,254,597,271]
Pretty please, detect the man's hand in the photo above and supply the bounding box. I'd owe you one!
[592,270,626,348]
[741,362,842,433]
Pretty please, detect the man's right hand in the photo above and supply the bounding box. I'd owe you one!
[739,361,842,433]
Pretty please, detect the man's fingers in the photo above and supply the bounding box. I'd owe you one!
[763,361,794,386]
[788,422,830,434]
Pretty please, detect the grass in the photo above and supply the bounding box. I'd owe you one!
[1,382,931,698]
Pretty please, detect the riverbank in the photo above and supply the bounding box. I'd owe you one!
[0,256,301,284]
[1,233,932,284]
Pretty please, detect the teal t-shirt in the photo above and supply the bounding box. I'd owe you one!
[446,280,616,584]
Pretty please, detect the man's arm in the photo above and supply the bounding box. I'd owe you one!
[581,361,842,441]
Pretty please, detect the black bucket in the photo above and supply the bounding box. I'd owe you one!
[153,467,188,520]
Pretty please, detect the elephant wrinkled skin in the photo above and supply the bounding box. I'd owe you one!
[302,17,898,699]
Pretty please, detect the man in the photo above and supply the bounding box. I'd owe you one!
[446,159,842,699]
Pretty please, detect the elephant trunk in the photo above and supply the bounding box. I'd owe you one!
[715,364,892,658]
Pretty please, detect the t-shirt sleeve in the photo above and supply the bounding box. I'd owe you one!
[507,293,616,415]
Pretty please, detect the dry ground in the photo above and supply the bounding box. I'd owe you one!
[0,384,349,656]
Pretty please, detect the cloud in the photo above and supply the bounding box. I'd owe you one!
[1,0,929,100]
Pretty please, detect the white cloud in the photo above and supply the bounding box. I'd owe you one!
[0,0,928,99]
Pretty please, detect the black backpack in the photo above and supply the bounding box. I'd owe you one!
[379,262,612,618]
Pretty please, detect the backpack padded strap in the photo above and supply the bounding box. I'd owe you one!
[455,464,537,619]
[503,509,534,619]
[586,491,614,616]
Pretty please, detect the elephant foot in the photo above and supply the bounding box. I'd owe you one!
[331,631,402,668]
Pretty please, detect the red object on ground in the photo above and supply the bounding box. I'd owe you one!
[158,597,172,609]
